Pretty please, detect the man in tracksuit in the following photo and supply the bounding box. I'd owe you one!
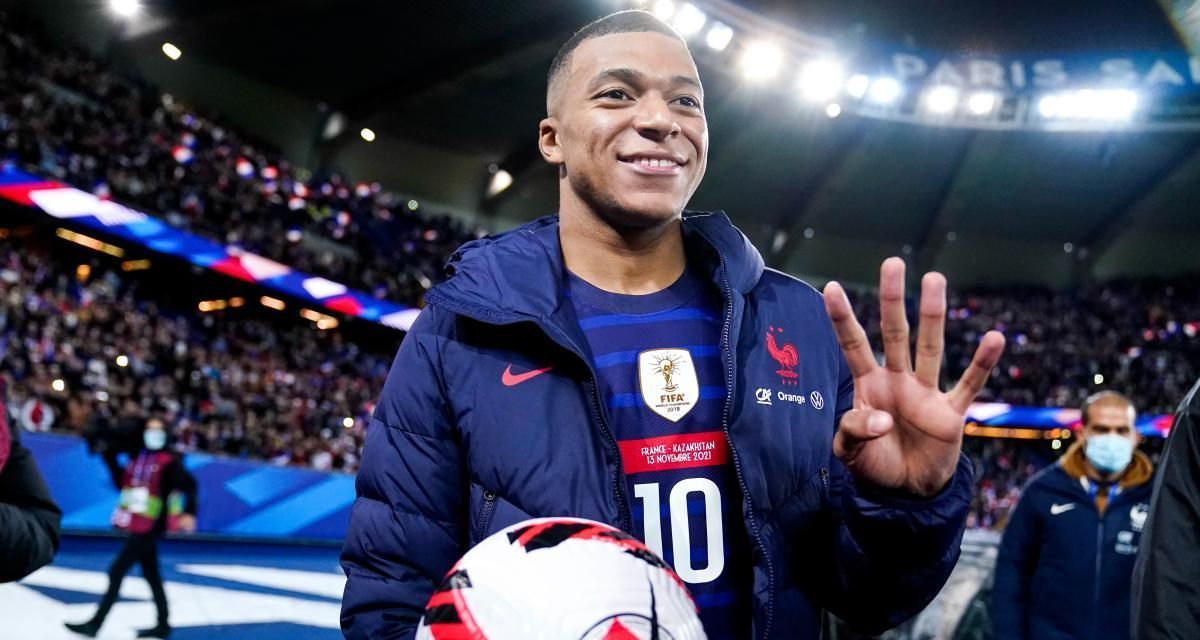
[341,10,1006,639]
[992,391,1155,640]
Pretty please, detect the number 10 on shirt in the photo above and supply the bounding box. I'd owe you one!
[633,478,725,584]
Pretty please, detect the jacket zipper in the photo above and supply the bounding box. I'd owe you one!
[421,294,633,534]
[1092,518,1104,639]
[476,489,498,541]
[1091,484,1119,640]
[588,376,632,533]
[713,255,775,640]
[820,468,830,495]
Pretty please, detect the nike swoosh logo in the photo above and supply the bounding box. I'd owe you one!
[501,364,554,387]
[1050,503,1077,515]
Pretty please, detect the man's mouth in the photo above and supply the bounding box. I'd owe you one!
[618,153,687,175]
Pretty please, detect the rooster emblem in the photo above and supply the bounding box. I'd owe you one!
[766,327,799,384]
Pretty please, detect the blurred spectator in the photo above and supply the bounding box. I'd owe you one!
[963,438,1054,530]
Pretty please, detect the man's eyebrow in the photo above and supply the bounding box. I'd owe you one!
[672,75,703,92]
[588,68,644,91]
[587,68,703,94]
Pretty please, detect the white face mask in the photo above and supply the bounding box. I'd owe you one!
[1085,433,1135,474]
[143,429,167,451]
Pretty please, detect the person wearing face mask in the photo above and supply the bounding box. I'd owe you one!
[992,391,1155,640]
[65,417,197,639]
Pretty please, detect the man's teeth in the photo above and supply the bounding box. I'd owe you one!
[630,158,678,168]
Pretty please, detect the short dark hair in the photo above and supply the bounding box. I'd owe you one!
[1080,390,1136,425]
[546,10,686,112]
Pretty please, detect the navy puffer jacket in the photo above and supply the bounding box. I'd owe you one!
[340,212,973,639]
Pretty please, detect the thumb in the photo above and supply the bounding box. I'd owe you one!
[834,409,894,462]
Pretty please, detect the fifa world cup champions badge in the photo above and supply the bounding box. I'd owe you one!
[638,349,700,422]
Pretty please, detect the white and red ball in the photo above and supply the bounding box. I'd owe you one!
[416,517,705,640]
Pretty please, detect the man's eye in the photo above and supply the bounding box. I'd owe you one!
[600,89,629,100]
[675,96,701,108]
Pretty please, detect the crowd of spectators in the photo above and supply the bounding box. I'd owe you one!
[0,12,480,307]
[852,277,1200,415]
[963,438,1054,530]
[0,239,394,473]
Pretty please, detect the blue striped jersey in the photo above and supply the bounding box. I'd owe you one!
[566,268,751,638]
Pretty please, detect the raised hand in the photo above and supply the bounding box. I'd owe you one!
[823,258,1005,497]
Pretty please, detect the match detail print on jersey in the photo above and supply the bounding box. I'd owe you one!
[618,431,730,474]
[638,348,699,422]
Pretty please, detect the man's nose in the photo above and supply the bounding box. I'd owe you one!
[634,96,681,141]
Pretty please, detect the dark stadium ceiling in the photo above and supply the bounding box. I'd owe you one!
[11,0,1200,287]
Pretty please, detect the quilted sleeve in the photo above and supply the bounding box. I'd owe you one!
[340,307,465,640]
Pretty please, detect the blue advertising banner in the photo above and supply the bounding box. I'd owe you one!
[0,166,420,332]
[24,433,354,542]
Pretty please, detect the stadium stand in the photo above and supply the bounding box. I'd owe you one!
[0,234,393,473]
[852,278,1200,415]
[0,11,479,308]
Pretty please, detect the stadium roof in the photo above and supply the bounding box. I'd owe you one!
[13,0,1200,288]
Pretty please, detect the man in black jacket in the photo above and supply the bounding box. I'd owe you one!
[1132,378,1200,639]
[0,397,62,582]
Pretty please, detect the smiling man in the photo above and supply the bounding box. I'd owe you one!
[340,11,1005,639]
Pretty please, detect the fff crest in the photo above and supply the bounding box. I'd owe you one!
[637,348,699,422]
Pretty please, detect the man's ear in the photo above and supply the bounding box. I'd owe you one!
[539,117,563,166]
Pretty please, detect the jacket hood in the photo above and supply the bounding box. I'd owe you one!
[426,211,765,323]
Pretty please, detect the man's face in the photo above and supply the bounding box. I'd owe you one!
[1082,404,1139,448]
[543,32,708,228]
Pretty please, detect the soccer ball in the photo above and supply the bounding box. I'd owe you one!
[415,517,706,640]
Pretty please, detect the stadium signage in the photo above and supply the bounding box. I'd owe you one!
[872,49,1200,92]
